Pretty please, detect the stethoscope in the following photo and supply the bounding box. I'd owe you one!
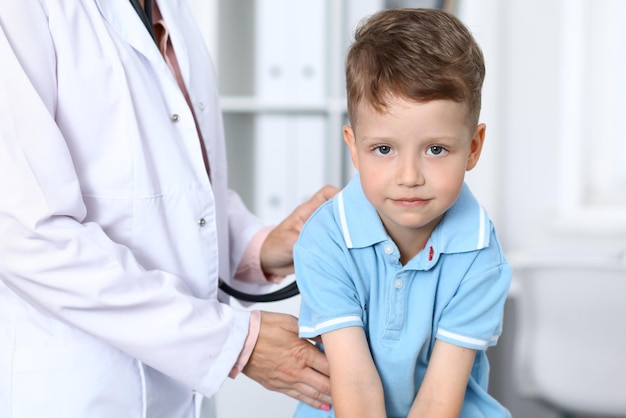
[219,279,300,303]
[127,0,298,303]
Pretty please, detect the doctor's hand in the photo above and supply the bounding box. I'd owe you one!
[260,185,339,278]
[243,311,332,410]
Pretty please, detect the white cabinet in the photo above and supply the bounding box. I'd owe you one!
[216,1,363,224]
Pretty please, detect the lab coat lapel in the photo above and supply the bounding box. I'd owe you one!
[94,0,164,66]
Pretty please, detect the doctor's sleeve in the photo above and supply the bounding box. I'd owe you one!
[0,14,250,398]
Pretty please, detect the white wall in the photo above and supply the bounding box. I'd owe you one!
[460,2,626,417]
[464,0,626,259]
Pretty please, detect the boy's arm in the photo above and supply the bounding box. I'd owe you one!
[322,326,387,418]
[408,339,476,418]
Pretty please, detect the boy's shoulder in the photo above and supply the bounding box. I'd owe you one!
[299,175,383,248]
[297,189,343,249]
[299,192,338,233]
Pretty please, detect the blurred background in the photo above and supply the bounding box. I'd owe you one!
[187,0,626,416]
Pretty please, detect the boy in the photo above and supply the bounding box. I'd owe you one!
[293,8,512,418]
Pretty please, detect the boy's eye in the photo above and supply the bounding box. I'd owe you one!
[375,145,392,155]
[427,145,446,156]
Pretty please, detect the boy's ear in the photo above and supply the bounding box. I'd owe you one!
[466,123,486,171]
[343,125,359,171]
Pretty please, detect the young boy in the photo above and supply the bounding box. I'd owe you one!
[293,8,512,418]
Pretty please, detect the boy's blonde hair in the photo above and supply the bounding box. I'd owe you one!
[346,8,485,127]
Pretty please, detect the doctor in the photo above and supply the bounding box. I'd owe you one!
[0,0,335,417]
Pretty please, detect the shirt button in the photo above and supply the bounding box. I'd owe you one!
[394,279,403,289]
[384,244,394,254]
[171,113,180,122]
[198,218,206,227]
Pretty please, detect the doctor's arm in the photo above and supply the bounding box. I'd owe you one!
[407,339,475,418]
[322,326,387,418]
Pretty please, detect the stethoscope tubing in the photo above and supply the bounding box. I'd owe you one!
[219,280,300,303]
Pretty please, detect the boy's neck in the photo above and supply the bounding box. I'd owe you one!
[392,230,430,266]
[385,214,444,265]
[397,234,430,265]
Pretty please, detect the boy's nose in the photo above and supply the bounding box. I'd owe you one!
[396,157,425,187]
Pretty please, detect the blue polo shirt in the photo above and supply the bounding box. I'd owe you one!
[293,175,512,418]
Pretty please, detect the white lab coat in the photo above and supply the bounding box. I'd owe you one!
[0,1,265,417]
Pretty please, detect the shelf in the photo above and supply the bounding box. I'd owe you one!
[219,96,347,115]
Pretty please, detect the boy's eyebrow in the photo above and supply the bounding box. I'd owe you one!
[360,134,465,142]
[421,135,466,143]
[359,135,395,142]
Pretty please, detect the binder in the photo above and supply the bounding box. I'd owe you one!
[253,0,327,225]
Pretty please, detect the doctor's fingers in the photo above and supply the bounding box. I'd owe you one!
[283,377,333,410]
[242,312,331,407]
[292,185,340,225]
[243,344,332,409]
[264,339,332,408]
[260,185,340,276]
[301,337,330,377]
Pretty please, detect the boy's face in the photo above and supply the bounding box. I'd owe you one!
[344,97,485,242]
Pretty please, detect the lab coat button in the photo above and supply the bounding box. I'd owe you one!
[171,113,180,122]
[198,102,205,111]
[198,218,206,227]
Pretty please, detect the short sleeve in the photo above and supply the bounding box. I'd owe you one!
[435,231,512,350]
[294,205,364,339]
